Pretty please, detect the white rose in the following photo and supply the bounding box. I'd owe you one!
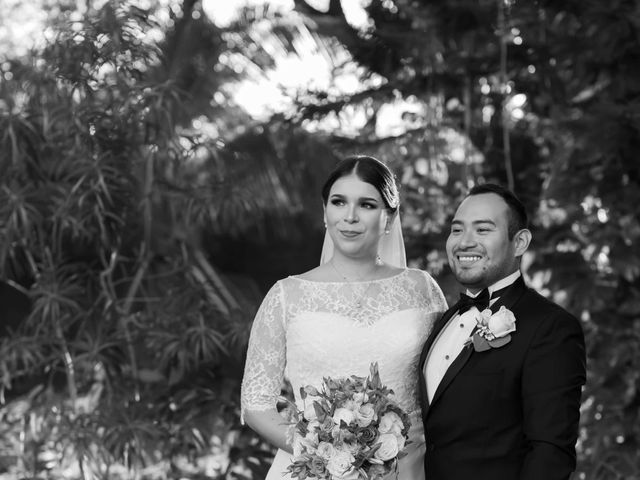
[316,441,335,460]
[378,411,404,436]
[333,407,356,426]
[373,433,400,461]
[355,403,377,427]
[352,391,368,405]
[487,306,516,338]
[343,399,360,411]
[326,449,356,477]
[295,431,318,455]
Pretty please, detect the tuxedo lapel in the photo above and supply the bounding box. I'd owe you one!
[419,305,459,370]
[489,276,526,314]
[426,276,528,411]
[418,305,459,419]
[429,333,474,408]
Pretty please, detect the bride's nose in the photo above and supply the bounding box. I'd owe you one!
[345,205,358,223]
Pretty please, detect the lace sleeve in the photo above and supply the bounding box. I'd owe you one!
[240,281,287,420]
[419,269,448,314]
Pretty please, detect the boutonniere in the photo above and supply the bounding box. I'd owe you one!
[466,306,516,352]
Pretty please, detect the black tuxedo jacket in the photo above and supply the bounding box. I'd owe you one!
[418,277,586,480]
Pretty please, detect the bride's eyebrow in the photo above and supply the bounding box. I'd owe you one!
[329,193,380,203]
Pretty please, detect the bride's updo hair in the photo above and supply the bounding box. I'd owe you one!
[321,155,399,214]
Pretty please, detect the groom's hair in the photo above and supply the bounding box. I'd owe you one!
[468,183,528,239]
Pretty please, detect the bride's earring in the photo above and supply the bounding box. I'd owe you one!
[375,254,383,265]
[384,218,391,234]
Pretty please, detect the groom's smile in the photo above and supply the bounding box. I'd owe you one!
[456,254,483,264]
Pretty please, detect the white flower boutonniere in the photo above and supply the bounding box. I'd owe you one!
[469,306,516,352]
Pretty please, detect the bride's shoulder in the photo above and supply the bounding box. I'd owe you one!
[289,264,334,282]
[402,267,441,286]
[381,265,405,279]
[403,268,447,305]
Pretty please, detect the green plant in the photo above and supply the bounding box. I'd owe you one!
[0,2,270,478]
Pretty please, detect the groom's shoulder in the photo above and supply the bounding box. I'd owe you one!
[520,283,580,325]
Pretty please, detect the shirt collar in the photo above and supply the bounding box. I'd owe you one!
[465,270,521,297]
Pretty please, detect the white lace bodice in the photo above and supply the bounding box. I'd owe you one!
[241,268,447,418]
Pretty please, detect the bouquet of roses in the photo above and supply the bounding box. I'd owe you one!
[285,363,411,480]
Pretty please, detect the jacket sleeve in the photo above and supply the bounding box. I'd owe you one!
[520,308,586,480]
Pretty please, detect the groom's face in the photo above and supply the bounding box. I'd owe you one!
[446,193,520,293]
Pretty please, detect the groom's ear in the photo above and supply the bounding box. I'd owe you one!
[513,228,532,257]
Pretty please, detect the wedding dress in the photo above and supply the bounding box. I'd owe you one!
[241,268,447,480]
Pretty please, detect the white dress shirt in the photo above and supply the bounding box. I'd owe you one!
[424,271,521,403]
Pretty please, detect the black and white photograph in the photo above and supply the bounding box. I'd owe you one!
[0,0,637,479]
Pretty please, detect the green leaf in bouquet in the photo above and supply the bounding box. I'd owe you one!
[290,464,308,479]
[297,419,308,436]
[397,449,409,460]
[299,386,307,400]
[368,362,382,388]
[364,441,382,459]
[313,401,327,422]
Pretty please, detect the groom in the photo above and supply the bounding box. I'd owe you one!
[419,184,586,480]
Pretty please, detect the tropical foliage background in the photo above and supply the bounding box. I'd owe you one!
[0,0,638,479]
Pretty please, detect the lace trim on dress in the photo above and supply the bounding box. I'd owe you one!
[285,269,435,326]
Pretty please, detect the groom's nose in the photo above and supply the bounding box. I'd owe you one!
[458,230,477,248]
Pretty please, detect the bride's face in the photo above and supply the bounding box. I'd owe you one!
[324,174,389,260]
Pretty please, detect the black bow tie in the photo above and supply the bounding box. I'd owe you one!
[457,285,510,314]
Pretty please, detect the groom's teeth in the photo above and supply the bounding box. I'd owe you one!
[459,255,481,262]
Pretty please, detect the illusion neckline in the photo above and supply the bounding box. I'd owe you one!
[289,268,409,285]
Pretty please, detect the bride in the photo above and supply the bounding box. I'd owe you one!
[241,155,447,479]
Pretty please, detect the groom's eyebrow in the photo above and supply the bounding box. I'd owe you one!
[450,219,496,226]
[472,219,497,226]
